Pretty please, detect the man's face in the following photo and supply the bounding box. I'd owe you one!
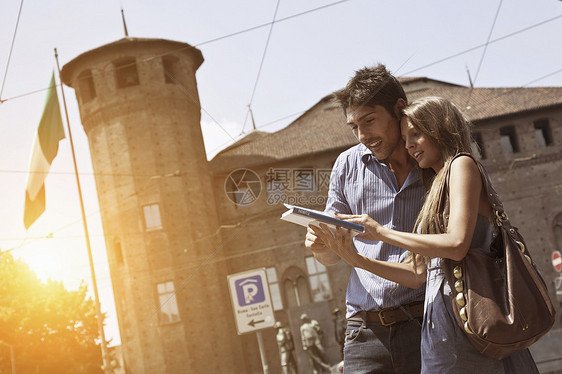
[346,104,402,160]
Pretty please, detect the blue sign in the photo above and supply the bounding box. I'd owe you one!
[235,275,265,306]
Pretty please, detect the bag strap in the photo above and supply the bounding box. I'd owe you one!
[438,152,511,232]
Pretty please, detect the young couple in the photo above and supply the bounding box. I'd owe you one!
[305,65,538,373]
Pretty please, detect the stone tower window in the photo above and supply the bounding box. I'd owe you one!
[156,281,180,324]
[113,57,140,88]
[471,132,486,159]
[305,256,333,302]
[162,55,180,84]
[77,69,96,103]
[534,119,553,148]
[500,126,520,154]
[143,203,162,230]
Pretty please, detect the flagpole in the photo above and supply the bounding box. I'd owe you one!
[54,48,112,374]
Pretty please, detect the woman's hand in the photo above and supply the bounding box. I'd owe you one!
[334,213,385,242]
[309,224,361,267]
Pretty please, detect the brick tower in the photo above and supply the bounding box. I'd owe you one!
[61,37,242,373]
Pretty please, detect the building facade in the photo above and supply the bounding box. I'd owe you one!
[62,36,562,373]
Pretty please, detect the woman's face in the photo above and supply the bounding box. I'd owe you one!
[400,117,443,172]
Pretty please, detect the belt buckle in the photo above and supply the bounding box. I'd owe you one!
[378,309,394,326]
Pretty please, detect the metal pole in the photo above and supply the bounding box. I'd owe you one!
[256,331,269,374]
[54,48,112,374]
[10,344,15,374]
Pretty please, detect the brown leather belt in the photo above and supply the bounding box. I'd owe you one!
[347,301,424,326]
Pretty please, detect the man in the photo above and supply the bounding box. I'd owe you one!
[299,313,331,374]
[274,321,297,374]
[305,65,426,373]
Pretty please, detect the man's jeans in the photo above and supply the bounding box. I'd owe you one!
[343,318,422,374]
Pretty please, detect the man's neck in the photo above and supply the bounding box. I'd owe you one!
[383,149,416,188]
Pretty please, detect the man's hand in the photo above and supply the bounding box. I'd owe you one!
[305,226,341,265]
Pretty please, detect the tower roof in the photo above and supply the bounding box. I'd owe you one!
[61,37,203,87]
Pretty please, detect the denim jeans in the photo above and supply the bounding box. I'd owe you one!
[343,318,422,374]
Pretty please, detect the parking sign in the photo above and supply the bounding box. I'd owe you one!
[228,268,275,334]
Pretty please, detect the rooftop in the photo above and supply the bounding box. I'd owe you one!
[210,78,562,173]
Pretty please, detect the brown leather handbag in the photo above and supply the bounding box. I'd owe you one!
[439,153,556,360]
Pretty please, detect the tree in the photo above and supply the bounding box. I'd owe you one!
[0,250,104,373]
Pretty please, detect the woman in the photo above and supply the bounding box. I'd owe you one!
[311,97,538,373]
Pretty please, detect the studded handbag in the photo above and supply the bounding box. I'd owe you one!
[439,153,555,360]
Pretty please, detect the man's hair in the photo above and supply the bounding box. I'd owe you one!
[332,64,407,117]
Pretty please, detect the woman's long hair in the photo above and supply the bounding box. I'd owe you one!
[403,97,475,237]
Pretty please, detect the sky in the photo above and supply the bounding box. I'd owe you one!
[0,0,561,348]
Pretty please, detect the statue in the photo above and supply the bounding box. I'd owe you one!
[275,321,297,374]
[332,308,346,359]
[299,313,331,374]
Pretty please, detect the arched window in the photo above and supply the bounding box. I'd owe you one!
[282,266,311,308]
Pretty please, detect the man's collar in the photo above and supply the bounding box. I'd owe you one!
[360,143,377,164]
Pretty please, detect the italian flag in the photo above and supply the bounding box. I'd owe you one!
[23,72,65,229]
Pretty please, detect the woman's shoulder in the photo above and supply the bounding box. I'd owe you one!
[450,154,480,174]
[448,154,484,187]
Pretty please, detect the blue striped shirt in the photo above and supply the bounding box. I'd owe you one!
[326,143,426,318]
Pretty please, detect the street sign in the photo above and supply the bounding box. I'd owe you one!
[227,268,275,334]
[552,251,562,272]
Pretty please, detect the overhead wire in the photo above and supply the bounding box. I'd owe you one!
[473,0,504,85]
[465,0,504,107]
[401,14,562,77]
[0,0,355,163]
[0,9,559,109]
[465,66,562,111]
[163,67,237,142]
[0,0,354,105]
[0,0,25,103]
[242,0,282,133]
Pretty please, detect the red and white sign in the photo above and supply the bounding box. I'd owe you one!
[552,251,562,272]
